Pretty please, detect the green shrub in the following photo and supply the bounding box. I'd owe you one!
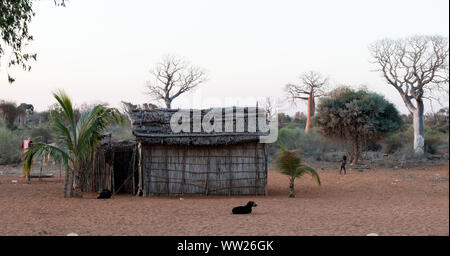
[275,126,335,158]
[425,134,441,154]
[383,134,406,154]
[382,124,414,154]
[30,126,54,143]
[364,139,382,152]
[0,126,22,164]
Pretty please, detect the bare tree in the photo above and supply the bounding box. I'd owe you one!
[286,71,328,133]
[370,35,449,154]
[146,56,207,109]
[258,97,275,121]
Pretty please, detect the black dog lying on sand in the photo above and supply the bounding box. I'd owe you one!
[232,201,257,214]
[97,189,112,199]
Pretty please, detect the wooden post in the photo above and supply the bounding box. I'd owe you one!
[254,142,259,195]
[205,148,210,196]
[131,145,136,195]
[137,141,143,196]
[111,151,115,193]
[39,160,43,181]
[147,144,152,196]
[165,147,169,196]
[228,148,232,196]
[181,147,186,195]
[263,143,268,196]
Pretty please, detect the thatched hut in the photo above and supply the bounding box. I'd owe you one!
[129,107,269,196]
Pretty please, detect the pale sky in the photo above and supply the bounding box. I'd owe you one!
[1,0,449,114]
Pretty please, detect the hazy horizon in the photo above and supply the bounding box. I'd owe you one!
[1,0,449,115]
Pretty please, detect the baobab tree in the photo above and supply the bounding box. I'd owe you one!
[286,71,328,133]
[146,56,207,109]
[370,35,449,154]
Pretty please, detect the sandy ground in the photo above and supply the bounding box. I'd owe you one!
[0,163,448,236]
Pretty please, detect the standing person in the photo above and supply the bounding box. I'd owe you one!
[340,155,347,175]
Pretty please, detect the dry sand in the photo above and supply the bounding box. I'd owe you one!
[0,163,448,236]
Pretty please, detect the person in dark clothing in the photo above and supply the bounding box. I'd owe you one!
[340,155,347,175]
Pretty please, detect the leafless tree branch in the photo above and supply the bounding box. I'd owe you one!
[146,55,207,108]
[369,35,449,112]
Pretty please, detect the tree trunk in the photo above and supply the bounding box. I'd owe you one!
[305,94,315,134]
[69,169,74,197]
[289,177,295,198]
[63,166,69,198]
[165,99,172,109]
[351,139,359,165]
[72,170,83,198]
[412,100,425,155]
[19,114,24,127]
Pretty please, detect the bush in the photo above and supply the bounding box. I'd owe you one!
[383,134,406,154]
[364,139,382,152]
[0,101,19,129]
[382,124,414,154]
[382,123,447,155]
[425,134,441,154]
[30,126,54,143]
[273,126,336,160]
[0,126,22,164]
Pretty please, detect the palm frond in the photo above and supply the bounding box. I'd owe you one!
[53,90,75,127]
[75,105,102,157]
[53,118,74,151]
[75,105,125,158]
[275,145,321,185]
[24,141,70,171]
[275,146,302,176]
[299,164,321,186]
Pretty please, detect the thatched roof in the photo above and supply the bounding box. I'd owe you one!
[99,140,136,151]
[127,107,269,145]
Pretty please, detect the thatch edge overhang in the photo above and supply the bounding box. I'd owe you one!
[134,133,264,146]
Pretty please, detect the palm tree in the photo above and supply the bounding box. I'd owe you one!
[275,143,321,197]
[24,90,124,197]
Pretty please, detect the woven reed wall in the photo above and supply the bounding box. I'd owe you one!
[79,142,137,194]
[79,149,114,193]
[141,142,267,196]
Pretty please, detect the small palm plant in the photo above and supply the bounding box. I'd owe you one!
[275,143,321,197]
[24,90,124,198]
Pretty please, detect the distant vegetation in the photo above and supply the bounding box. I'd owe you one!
[0,99,132,165]
[268,105,448,165]
[0,96,448,167]
[315,87,403,164]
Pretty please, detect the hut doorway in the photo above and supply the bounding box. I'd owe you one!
[80,141,138,195]
[111,143,139,194]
